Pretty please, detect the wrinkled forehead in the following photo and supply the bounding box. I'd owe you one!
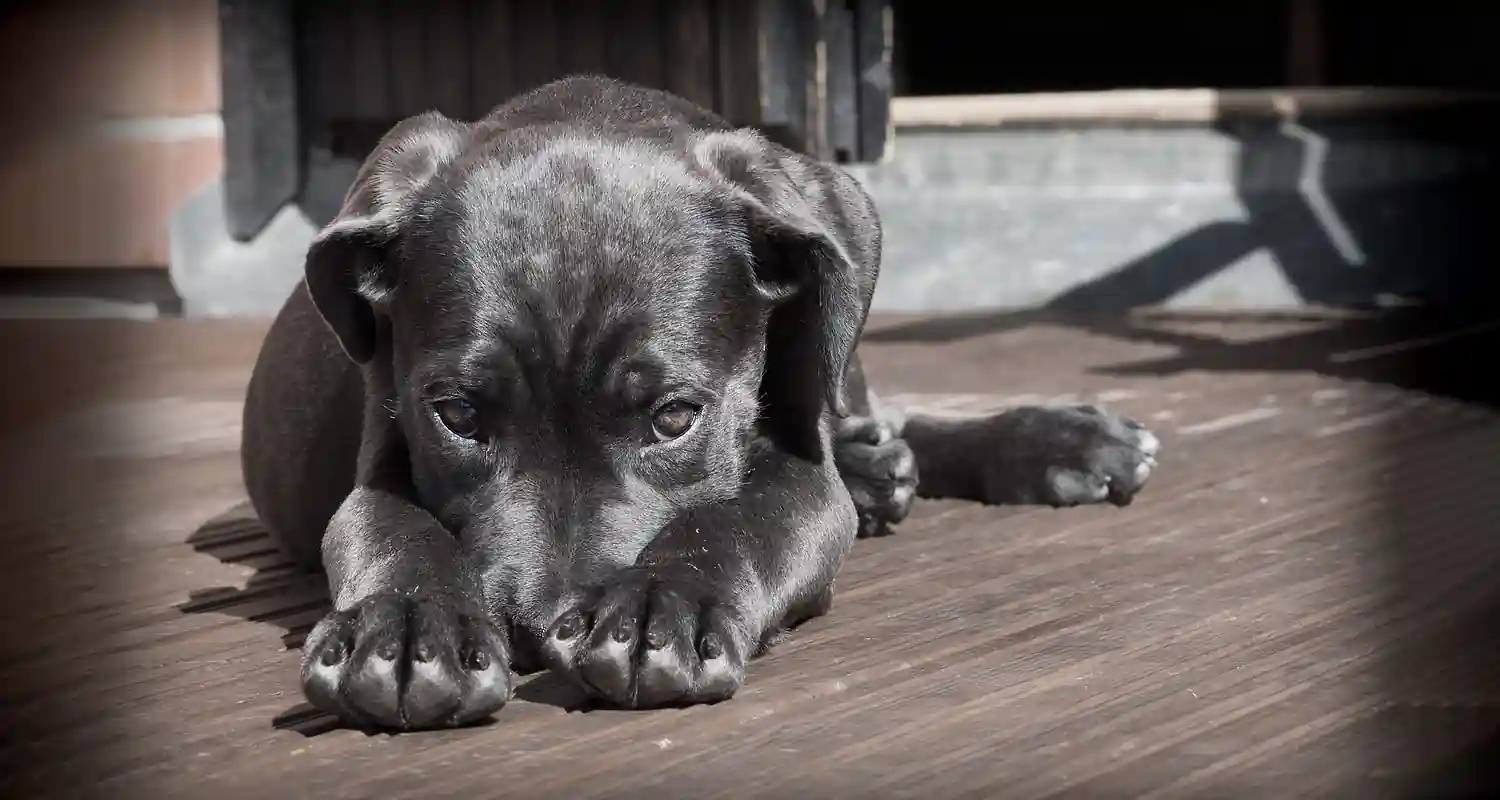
[395,136,759,375]
[464,137,727,254]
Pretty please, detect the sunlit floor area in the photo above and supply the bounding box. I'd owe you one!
[3,309,1499,798]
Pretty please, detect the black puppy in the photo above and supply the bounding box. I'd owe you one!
[241,75,1160,731]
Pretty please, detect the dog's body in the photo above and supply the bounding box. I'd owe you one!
[241,76,1160,730]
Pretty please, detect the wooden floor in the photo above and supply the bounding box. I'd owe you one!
[3,309,1500,798]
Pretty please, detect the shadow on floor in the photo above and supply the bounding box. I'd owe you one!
[866,307,1500,410]
[876,306,1500,797]
[179,504,328,650]
[178,503,344,736]
[178,502,597,736]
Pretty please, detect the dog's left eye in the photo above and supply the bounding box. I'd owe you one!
[434,398,480,440]
[651,401,698,442]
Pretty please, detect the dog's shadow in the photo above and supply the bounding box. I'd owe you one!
[179,503,593,737]
[178,502,345,735]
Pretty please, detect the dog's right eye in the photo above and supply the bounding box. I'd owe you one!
[434,398,480,440]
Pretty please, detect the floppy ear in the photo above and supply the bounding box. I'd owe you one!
[304,112,469,364]
[693,129,881,456]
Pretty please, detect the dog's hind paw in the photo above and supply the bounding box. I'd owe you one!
[835,417,919,537]
[541,565,747,709]
[979,404,1160,508]
[300,593,512,731]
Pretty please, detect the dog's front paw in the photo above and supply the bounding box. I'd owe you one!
[301,593,511,730]
[835,417,919,537]
[991,405,1161,508]
[542,567,747,709]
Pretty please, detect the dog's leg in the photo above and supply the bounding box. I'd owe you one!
[540,444,854,709]
[296,479,514,730]
[888,400,1161,509]
[293,376,516,731]
[246,297,511,731]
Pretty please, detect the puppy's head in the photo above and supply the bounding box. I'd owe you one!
[303,110,878,626]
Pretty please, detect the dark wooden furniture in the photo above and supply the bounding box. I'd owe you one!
[219,0,894,242]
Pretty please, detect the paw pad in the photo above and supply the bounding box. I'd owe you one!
[300,593,511,731]
[541,570,747,709]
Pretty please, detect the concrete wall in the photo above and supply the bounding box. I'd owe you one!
[170,111,1500,317]
[851,118,1498,313]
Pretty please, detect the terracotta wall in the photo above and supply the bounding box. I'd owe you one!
[0,0,223,268]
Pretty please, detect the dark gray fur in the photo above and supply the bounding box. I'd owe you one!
[241,76,1160,730]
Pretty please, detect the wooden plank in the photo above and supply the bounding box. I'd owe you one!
[854,0,893,162]
[5,311,1500,796]
[348,1,393,122]
[469,0,519,116]
[757,0,812,153]
[714,0,763,127]
[665,0,717,109]
[425,0,472,118]
[299,0,354,155]
[219,0,299,242]
[562,0,610,78]
[607,0,667,90]
[823,0,859,162]
[801,0,829,161]
[512,1,562,95]
[387,2,429,117]
[382,0,476,120]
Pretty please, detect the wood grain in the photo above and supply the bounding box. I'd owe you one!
[2,311,1498,798]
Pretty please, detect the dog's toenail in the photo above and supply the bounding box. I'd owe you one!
[464,647,491,671]
[555,614,582,641]
[645,626,671,649]
[375,641,400,660]
[321,641,348,666]
[612,622,636,643]
[700,634,724,660]
[414,642,436,663]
